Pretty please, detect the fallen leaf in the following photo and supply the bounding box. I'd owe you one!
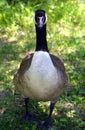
[0,108,6,114]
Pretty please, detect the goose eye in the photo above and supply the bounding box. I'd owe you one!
[37,17,40,21]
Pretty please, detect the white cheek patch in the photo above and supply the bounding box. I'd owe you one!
[44,13,47,24]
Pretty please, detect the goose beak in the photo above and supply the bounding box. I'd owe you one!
[37,17,44,29]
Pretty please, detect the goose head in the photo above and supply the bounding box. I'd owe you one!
[34,10,47,29]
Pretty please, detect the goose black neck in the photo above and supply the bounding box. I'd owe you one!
[35,24,49,52]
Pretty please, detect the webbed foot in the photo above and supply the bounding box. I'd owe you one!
[37,118,52,130]
[22,112,39,121]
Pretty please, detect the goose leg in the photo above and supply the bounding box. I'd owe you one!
[38,101,56,130]
[23,98,38,121]
[24,98,29,118]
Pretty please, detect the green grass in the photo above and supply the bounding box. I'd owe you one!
[0,0,85,130]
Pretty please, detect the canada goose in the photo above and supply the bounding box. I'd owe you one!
[13,10,68,129]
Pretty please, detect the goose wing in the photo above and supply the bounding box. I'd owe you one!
[13,53,34,84]
[18,53,34,75]
[50,54,65,71]
[50,54,68,85]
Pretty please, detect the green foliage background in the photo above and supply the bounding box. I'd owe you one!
[0,0,85,130]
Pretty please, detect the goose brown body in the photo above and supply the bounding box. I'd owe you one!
[14,51,68,101]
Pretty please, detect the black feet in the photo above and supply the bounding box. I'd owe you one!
[37,118,52,130]
[22,112,39,121]
[23,98,39,121]
[23,98,56,129]
[37,101,56,130]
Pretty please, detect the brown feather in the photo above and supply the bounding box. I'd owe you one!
[13,53,34,90]
[50,54,65,71]
[18,53,34,75]
[50,54,68,87]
